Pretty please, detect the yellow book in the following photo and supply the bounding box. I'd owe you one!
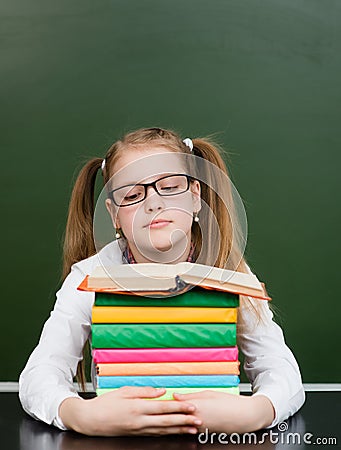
[92,306,237,323]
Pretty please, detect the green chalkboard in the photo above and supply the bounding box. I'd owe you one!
[1,0,340,383]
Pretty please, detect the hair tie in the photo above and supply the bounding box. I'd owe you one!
[183,138,193,152]
[101,158,106,171]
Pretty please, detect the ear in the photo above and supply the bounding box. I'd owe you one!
[105,198,120,228]
[190,180,201,213]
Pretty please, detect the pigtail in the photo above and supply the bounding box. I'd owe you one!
[62,158,103,391]
[191,137,268,328]
[62,158,103,280]
[191,138,240,269]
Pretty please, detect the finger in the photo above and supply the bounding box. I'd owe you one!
[141,413,202,430]
[135,425,200,436]
[120,386,166,398]
[172,392,199,400]
[172,390,212,400]
[143,399,196,415]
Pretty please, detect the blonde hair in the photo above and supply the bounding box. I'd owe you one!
[62,127,271,389]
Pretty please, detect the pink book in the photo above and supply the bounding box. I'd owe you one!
[93,347,238,363]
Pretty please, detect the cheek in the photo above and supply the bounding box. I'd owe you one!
[175,210,194,229]
[167,192,194,211]
[119,208,143,235]
[118,210,132,231]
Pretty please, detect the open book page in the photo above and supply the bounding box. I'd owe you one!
[179,262,261,290]
[89,265,177,290]
[91,263,179,280]
[88,262,268,299]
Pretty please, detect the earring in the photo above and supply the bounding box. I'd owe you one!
[193,212,200,223]
[115,227,121,239]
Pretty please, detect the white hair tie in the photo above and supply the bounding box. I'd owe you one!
[183,138,193,152]
[101,158,106,170]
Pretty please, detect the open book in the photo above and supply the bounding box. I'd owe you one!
[85,262,271,300]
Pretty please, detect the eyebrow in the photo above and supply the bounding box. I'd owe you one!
[117,172,182,186]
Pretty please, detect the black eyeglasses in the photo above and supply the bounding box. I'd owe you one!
[108,174,194,207]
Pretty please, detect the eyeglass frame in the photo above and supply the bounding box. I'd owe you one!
[108,173,196,207]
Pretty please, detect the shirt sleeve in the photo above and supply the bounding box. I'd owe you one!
[238,294,306,428]
[18,262,95,430]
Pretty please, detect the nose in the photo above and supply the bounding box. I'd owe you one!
[144,185,165,212]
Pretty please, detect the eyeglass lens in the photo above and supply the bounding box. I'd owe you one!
[113,175,189,206]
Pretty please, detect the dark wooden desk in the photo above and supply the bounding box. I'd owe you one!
[1,392,340,449]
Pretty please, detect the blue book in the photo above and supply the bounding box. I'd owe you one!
[97,374,240,388]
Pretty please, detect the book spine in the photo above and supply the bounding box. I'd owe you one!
[96,374,240,388]
[92,347,239,363]
[94,291,240,307]
[92,323,237,348]
[91,306,237,323]
[96,386,240,398]
[96,361,240,376]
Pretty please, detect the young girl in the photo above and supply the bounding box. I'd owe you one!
[19,127,305,437]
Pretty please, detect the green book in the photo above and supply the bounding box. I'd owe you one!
[96,387,240,398]
[92,323,236,349]
[95,286,239,308]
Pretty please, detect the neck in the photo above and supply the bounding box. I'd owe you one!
[128,238,192,264]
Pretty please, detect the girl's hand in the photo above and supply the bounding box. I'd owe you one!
[59,386,202,436]
[172,390,275,434]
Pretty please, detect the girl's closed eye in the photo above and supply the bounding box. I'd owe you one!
[158,175,188,194]
[119,186,145,204]
[160,183,180,192]
[124,191,143,201]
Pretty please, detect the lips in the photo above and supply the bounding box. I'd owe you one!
[145,219,172,227]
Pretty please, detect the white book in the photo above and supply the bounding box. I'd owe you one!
[87,262,270,300]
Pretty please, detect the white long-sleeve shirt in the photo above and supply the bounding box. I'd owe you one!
[19,240,305,430]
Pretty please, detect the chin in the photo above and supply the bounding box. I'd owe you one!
[150,241,173,252]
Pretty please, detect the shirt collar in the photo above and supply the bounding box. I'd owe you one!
[123,241,196,264]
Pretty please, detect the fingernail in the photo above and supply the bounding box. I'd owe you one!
[187,406,195,411]
[189,428,198,434]
[194,419,202,425]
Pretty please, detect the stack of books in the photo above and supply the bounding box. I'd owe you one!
[78,262,270,400]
